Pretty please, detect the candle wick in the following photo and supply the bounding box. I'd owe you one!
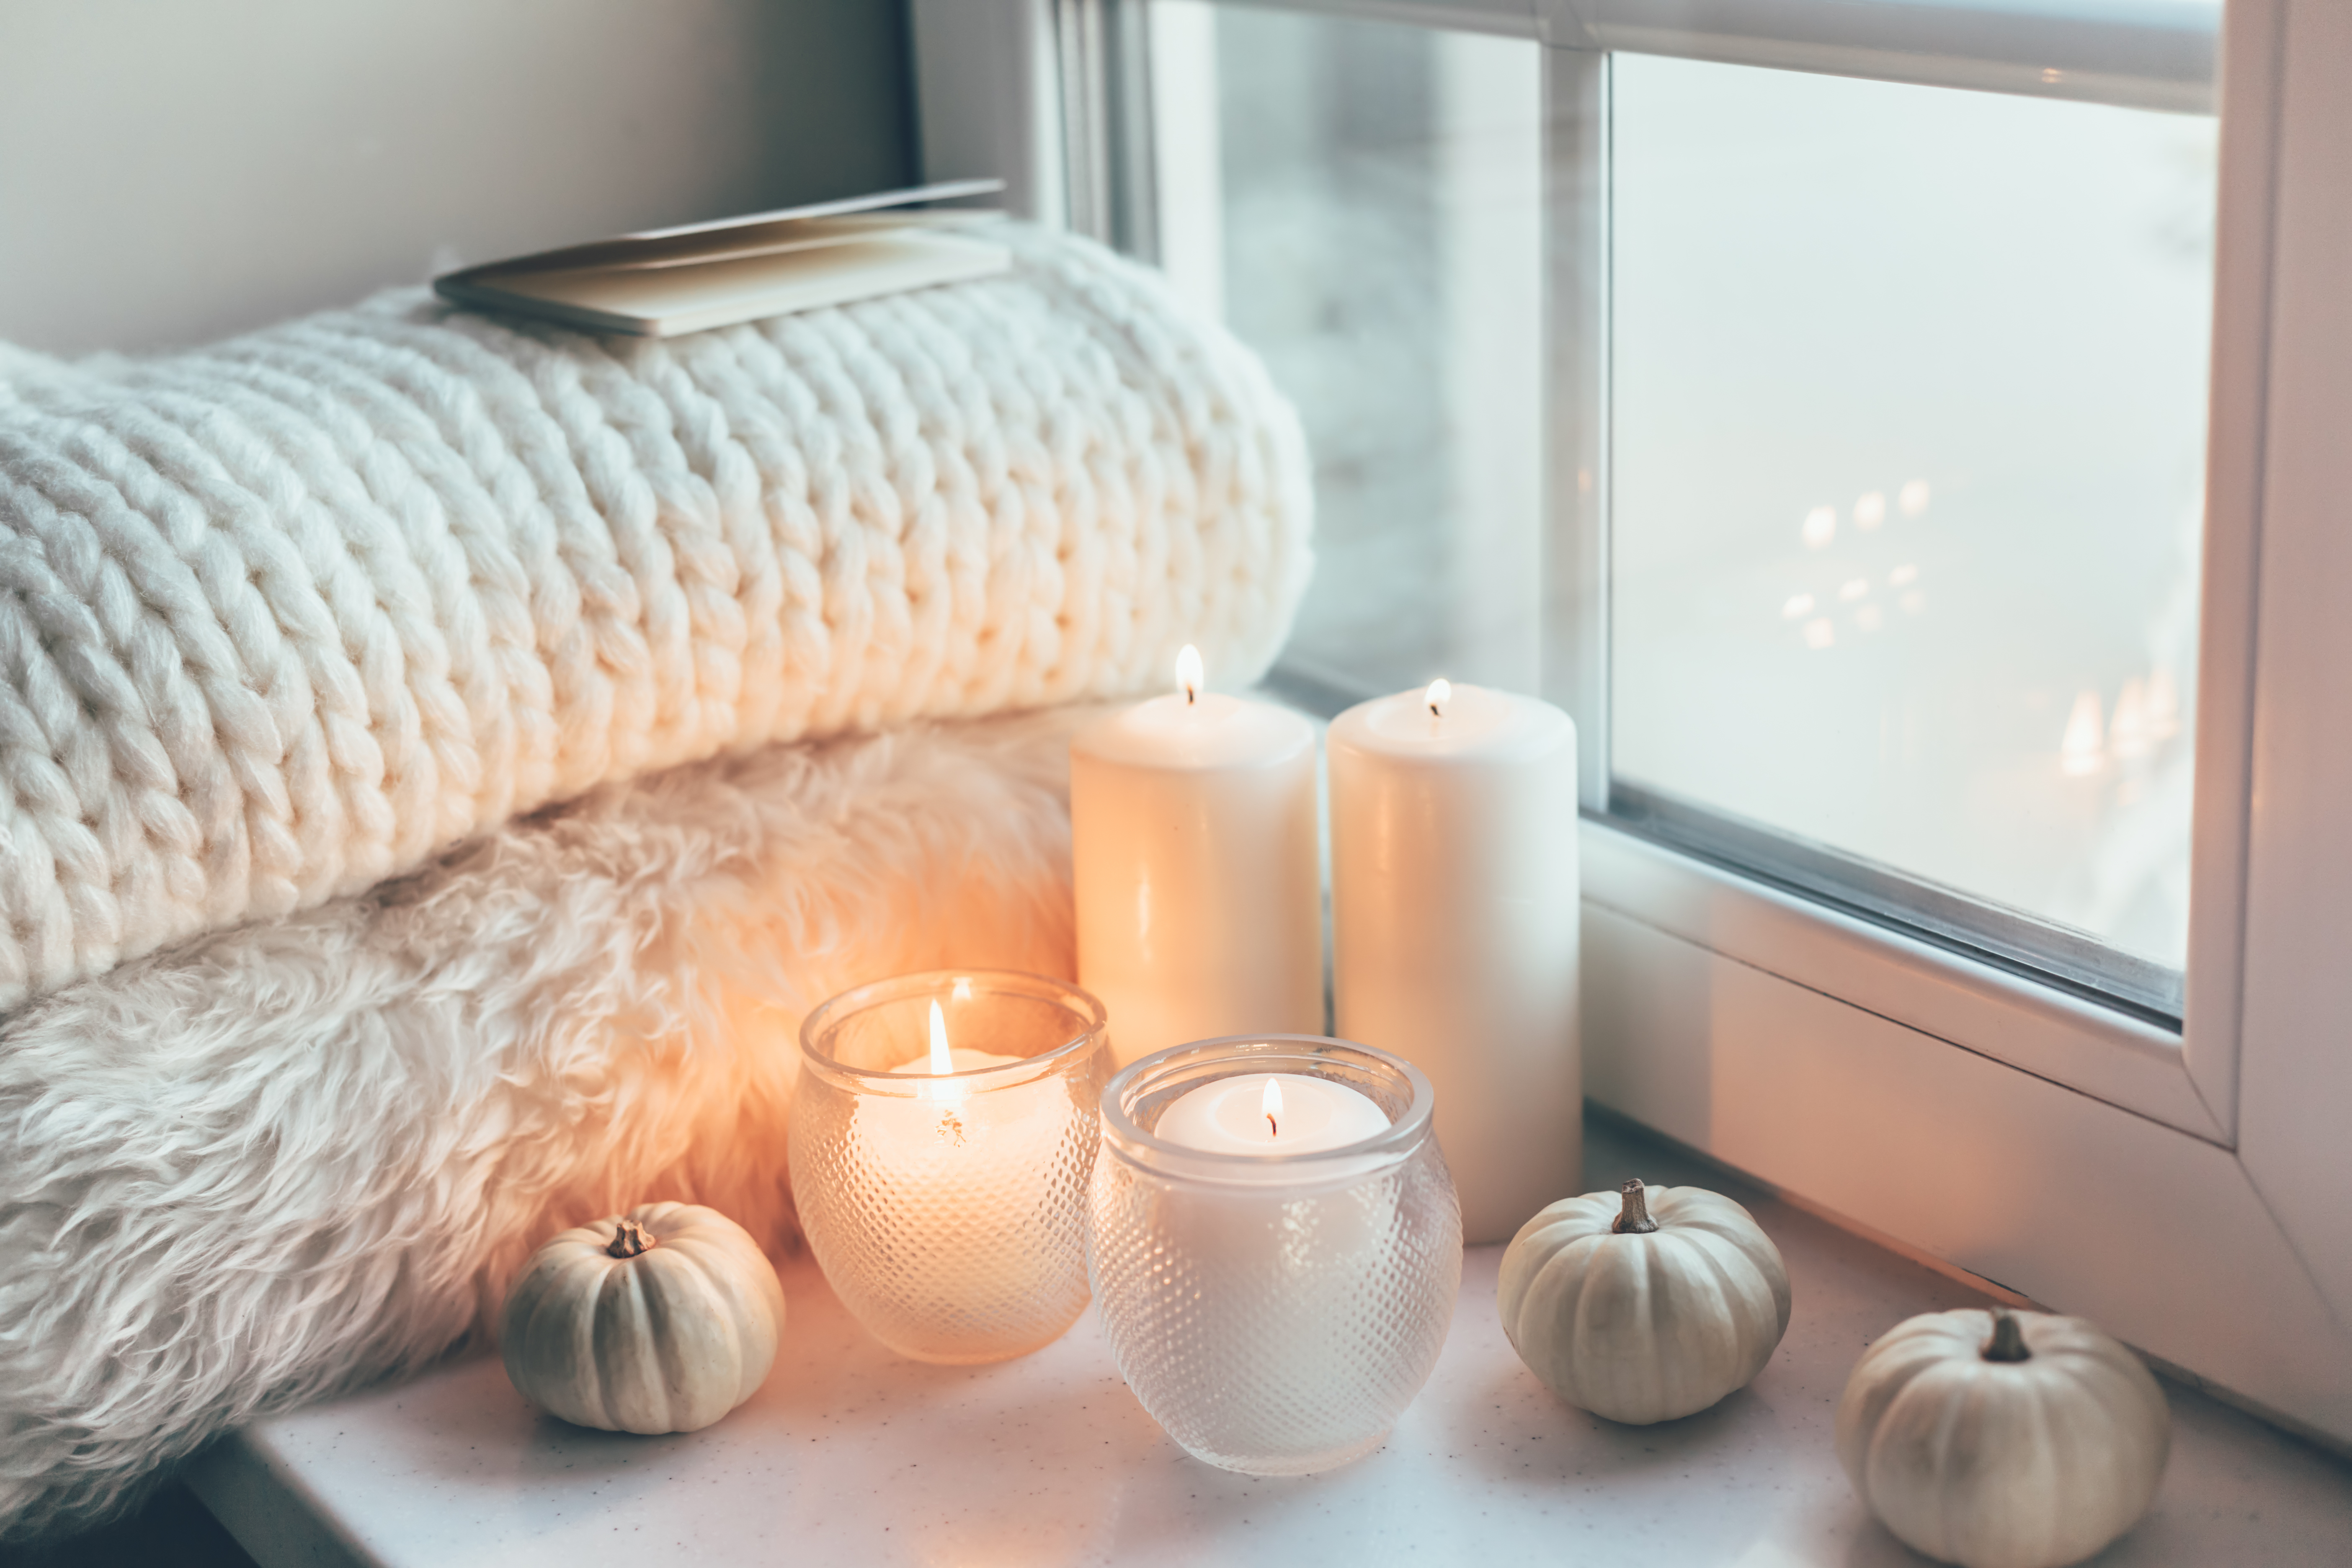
[1428,700,1439,717]
[1266,1114,1278,1138]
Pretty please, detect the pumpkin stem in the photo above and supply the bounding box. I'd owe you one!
[1982,1308,2032,1363]
[606,1218,659,1259]
[1612,1178,1660,1235]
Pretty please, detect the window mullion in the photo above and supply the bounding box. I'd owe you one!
[1540,43,1612,810]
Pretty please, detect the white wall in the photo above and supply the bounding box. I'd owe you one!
[0,0,913,354]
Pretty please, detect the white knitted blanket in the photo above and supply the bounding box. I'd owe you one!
[0,227,1310,1007]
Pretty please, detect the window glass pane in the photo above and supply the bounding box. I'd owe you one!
[1148,1,1544,702]
[1610,55,2217,977]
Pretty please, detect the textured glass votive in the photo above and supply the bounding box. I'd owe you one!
[1088,1035,1464,1475]
[790,970,1110,1364]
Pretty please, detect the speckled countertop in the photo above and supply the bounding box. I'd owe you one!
[190,1114,2352,1567]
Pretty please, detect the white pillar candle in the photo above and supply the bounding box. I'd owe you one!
[1328,679,1580,1244]
[1071,647,1322,1067]
[1153,1071,1390,1156]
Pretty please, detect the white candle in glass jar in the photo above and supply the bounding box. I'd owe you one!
[1088,1041,1460,1476]
[861,1014,1050,1187]
[794,971,1109,1365]
[1143,1067,1398,1279]
[1154,1072,1390,1156]
[1328,679,1580,1244]
[1071,647,1322,1067]
[854,1002,1063,1308]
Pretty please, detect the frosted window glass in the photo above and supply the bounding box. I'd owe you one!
[1153,2,1544,701]
[1610,55,2217,971]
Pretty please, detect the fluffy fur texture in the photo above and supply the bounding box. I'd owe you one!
[0,707,1094,1540]
[0,226,1311,1007]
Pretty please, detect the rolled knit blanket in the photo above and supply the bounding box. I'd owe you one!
[0,225,1310,1007]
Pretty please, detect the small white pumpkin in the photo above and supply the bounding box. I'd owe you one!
[501,1201,786,1434]
[1836,1307,2170,1568]
[1498,1178,1791,1424]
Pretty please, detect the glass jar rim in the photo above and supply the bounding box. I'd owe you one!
[1099,1034,1436,1184]
[798,968,1108,1095]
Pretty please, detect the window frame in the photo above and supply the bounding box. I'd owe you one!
[910,0,2352,1447]
[1545,1,2237,1107]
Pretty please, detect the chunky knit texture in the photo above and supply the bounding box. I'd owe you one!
[0,708,1088,1541]
[0,227,1312,1008]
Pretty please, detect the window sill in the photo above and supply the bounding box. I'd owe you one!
[188,1111,2351,1568]
[1581,818,2226,1142]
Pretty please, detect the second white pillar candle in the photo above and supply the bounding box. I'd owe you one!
[1328,681,1580,1244]
[1071,650,1323,1067]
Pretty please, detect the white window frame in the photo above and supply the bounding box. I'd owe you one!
[911,0,2352,1447]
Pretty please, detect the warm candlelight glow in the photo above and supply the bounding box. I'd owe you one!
[887,991,1024,1103]
[1262,1076,1284,1139]
[1176,644,1204,704]
[1426,678,1451,719]
[928,999,954,1075]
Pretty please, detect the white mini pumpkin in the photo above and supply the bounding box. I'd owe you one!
[1836,1307,2170,1568]
[501,1201,787,1434]
[1498,1178,1791,1424]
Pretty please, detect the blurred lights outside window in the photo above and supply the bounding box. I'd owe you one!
[1612,55,2214,971]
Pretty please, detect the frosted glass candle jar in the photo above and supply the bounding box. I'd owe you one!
[1087,1035,1463,1476]
[790,970,1110,1364]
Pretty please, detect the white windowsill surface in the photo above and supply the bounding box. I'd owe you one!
[188,1112,2352,1567]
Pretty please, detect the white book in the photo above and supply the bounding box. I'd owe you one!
[433,179,1010,338]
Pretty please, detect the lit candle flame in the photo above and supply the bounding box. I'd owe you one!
[928,999,953,1076]
[1263,1077,1283,1139]
[1176,644,1204,705]
[1426,678,1451,719]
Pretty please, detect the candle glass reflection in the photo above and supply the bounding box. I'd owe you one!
[791,970,1110,1364]
[1087,1035,1463,1476]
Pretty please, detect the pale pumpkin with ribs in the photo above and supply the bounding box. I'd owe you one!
[1498,1178,1792,1424]
[1836,1306,2170,1568]
[501,1202,787,1434]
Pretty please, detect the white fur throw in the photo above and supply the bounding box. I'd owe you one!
[0,226,1310,1009]
[0,708,1090,1540]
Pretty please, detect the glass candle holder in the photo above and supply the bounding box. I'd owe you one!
[1087,1035,1463,1476]
[790,970,1110,1364]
